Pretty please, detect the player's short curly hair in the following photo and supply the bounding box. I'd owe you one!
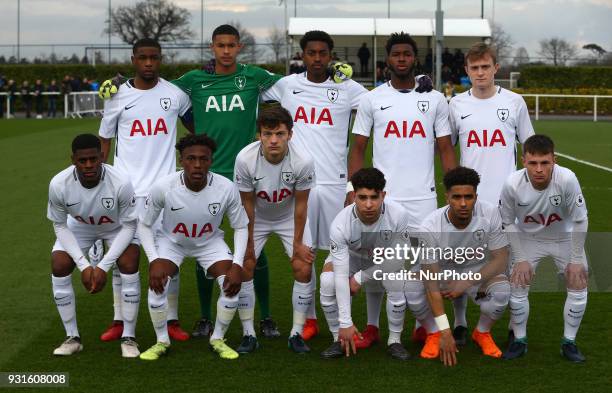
[175,133,217,155]
[523,134,554,156]
[212,24,240,40]
[72,133,101,153]
[385,32,418,56]
[300,30,334,51]
[257,106,293,133]
[351,168,386,192]
[133,38,161,54]
[443,166,481,191]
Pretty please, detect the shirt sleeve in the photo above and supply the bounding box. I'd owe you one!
[233,153,254,192]
[516,97,535,143]
[140,182,165,226]
[487,207,509,251]
[98,89,123,139]
[499,178,517,227]
[329,221,352,328]
[177,87,192,117]
[349,81,368,110]
[171,70,196,97]
[433,95,451,139]
[448,99,459,146]
[226,184,250,229]
[117,180,138,224]
[351,94,373,137]
[564,171,588,222]
[295,156,316,191]
[256,66,283,92]
[260,76,285,102]
[47,179,67,224]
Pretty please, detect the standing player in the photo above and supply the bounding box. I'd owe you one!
[47,134,140,357]
[234,107,316,353]
[348,32,456,350]
[261,30,368,340]
[138,134,248,361]
[500,135,589,362]
[419,167,510,359]
[321,168,418,360]
[98,38,193,343]
[448,42,534,345]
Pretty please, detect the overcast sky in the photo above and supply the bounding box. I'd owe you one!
[0,0,610,61]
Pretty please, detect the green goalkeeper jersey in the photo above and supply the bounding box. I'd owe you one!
[172,64,282,178]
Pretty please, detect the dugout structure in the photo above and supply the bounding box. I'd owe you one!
[288,18,491,86]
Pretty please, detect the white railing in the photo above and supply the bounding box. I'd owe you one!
[521,94,612,122]
[63,92,104,118]
[0,91,61,119]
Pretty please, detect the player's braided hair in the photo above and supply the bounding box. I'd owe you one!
[72,133,101,153]
[133,38,161,54]
[351,168,386,192]
[385,32,418,56]
[175,133,217,155]
[443,166,481,191]
[212,24,240,40]
[257,106,293,133]
[300,30,334,51]
[523,134,554,156]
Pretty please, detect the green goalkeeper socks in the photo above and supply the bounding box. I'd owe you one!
[196,263,214,320]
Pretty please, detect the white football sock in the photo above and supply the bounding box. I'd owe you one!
[319,271,339,341]
[306,263,317,320]
[563,289,587,341]
[405,282,438,333]
[210,275,238,341]
[166,274,180,321]
[291,280,313,337]
[477,281,510,332]
[453,293,468,328]
[148,284,170,344]
[366,289,384,327]
[52,274,79,337]
[238,280,256,337]
[386,291,406,345]
[111,267,122,321]
[509,286,530,339]
[120,272,140,338]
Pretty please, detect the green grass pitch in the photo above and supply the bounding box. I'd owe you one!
[0,118,610,392]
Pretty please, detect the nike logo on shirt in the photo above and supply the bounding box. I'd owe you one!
[66,202,80,207]
[518,202,530,206]
[254,176,265,181]
[170,206,184,211]
[125,104,136,110]
[202,83,213,89]
[380,105,392,111]
[292,90,303,94]
[460,114,472,119]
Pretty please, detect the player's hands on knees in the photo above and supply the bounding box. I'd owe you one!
[344,191,355,207]
[348,276,361,296]
[244,245,257,269]
[511,261,533,288]
[149,260,170,294]
[565,263,588,290]
[293,242,315,265]
[90,267,107,294]
[439,328,458,366]
[338,325,361,357]
[223,263,243,297]
[80,266,94,292]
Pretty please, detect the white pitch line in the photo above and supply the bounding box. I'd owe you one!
[556,152,612,173]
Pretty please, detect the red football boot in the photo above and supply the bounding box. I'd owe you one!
[100,321,123,342]
[168,320,190,341]
[302,318,319,341]
[354,325,380,349]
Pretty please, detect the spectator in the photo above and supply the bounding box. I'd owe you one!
[441,65,453,84]
[444,80,456,101]
[61,75,72,95]
[69,75,81,92]
[442,47,454,68]
[47,79,59,118]
[34,79,45,119]
[0,74,6,118]
[454,48,465,76]
[357,42,371,77]
[331,52,340,61]
[81,77,91,91]
[292,52,302,60]
[424,49,433,74]
[6,79,16,118]
[20,80,33,118]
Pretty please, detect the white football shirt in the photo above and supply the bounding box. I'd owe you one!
[450,87,534,205]
[261,73,367,185]
[234,140,316,221]
[99,78,191,196]
[352,82,451,201]
[48,164,137,232]
[141,171,248,248]
[500,165,588,241]
[419,200,508,267]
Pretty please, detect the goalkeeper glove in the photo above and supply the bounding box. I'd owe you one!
[98,73,127,100]
[329,62,353,83]
[414,74,433,93]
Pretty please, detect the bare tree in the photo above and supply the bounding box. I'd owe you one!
[267,26,286,64]
[538,38,577,66]
[490,23,514,64]
[513,47,530,67]
[228,21,265,64]
[104,0,193,45]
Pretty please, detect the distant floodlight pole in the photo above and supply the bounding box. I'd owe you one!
[435,0,443,91]
[388,0,390,18]
[481,0,484,18]
[17,0,20,62]
[108,0,111,63]
[201,0,204,63]
[284,0,289,74]
[294,0,296,17]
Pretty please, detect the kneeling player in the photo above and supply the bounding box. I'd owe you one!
[500,135,589,362]
[234,107,316,354]
[47,134,140,357]
[419,167,510,361]
[138,134,248,361]
[320,168,416,360]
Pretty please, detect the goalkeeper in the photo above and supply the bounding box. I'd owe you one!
[99,24,356,340]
